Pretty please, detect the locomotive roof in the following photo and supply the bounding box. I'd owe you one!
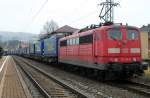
[103,24,139,30]
[59,24,139,41]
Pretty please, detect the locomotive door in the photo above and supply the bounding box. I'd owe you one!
[94,31,100,57]
[120,28,127,57]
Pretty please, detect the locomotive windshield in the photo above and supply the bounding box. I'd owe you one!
[126,29,139,40]
[107,29,122,40]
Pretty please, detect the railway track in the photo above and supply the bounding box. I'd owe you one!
[125,81,150,97]
[15,59,45,98]
[13,56,98,98]
[106,81,150,97]
[14,56,150,98]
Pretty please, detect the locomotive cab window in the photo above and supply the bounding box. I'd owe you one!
[107,29,122,40]
[126,30,139,40]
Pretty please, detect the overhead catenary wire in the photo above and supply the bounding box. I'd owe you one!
[31,0,48,22]
[71,0,90,12]
[68,0,119,27]
[21,0,99,33]
[20,0,49,34]
[66,0,101,27]
[54,0,92,27]
[68,10,98,26]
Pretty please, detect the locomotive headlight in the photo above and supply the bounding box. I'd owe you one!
[114,58,118,62]
[133,58,136,62]
[108,48,120,53]
[130,48,140,53]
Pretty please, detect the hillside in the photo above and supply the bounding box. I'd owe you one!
[0,31,38,50]
[0,31,38,42]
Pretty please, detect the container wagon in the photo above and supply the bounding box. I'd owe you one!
[42,34,64,63]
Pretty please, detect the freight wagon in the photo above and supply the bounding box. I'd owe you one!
[29,43,35,55]
[34,41,44,56]
[25,34,65,62]
[42,34,64,62]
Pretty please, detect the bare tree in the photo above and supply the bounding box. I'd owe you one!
[41,20,59,35]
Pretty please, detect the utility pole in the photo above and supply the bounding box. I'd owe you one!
[99,0,119,23]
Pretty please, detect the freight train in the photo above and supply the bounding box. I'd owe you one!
[12,23,148,80]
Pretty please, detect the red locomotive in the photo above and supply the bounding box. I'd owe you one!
[59,24,148,80]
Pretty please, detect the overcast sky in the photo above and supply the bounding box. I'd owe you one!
[0,0,149,34]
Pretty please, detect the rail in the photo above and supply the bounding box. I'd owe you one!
[14,56,97,98]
